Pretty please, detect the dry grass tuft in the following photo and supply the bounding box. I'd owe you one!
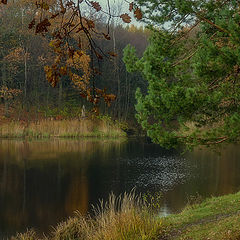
[10,229,38,240]
[11,192,160,240]
[52,191,160,240]
[10,191,240,240]
[0,118,126,138]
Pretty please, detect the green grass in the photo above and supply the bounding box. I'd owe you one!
[158,191,240,239]
[174,214,240,240]
[11,191,240,240]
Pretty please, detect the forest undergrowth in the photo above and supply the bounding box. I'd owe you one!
[0,104,127,138]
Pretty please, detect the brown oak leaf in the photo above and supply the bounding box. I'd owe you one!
[103,33,111,40]
[66,1,74,7]
[104,94,116,106]
[90,1,101,12]
[96,52,103,60]
[40,2,49,10]
[28,19,35,29]
[134,7,142,20]
[108,52,118,57]
[60,6,66,14]
[60,0,66,14]
[129,2,133,12]
[87,20,95,29]
[59,66,68,75]
[36,18,51,34]
[51,13,60,19]
[76,27,83,33]
[120,13,131,23]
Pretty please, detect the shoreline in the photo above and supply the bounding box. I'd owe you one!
[0,118,128,139]
[11,191,240,240]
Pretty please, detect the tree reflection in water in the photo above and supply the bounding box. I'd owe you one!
[1,139,240,238]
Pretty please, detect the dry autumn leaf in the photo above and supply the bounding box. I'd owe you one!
[1,0,7,4]
[108,52,118,57]
[66,1,74,7]
[96,52,103,59]
[28,19,35,29]
[87,20,95,29]
[120,13,131,23]
[54,55,61,64]
[59,66,68,75]
[76,27,83,33]
[129,2,133,12]
[103,33,111,40]
[60,6,66,14]
[39,2,49,10]
[90,1,101,12]
[36,18,51,33]
[51,13,60,19]
[60,0,66,14]
[104,94,116,107]
[134,7,143,20]
[44,65,59,87]
[49,39,62,49]
[68,48,75,58]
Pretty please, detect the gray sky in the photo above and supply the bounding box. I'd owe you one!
[91,0,144,27]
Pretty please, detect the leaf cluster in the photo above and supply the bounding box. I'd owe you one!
[25,0,143,109]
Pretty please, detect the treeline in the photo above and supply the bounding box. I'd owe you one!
[0,0,149,122]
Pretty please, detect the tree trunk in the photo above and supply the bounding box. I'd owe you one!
[124,70,129,121]
[24,49,28,100]
[2,61,9,117]
[112,27,121,120]
[58,80,63,108]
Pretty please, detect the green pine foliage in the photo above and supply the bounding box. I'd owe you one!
[124,0,240,149]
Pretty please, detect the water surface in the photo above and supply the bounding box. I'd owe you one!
[0,139,240,238]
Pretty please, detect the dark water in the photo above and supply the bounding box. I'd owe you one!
[0,139,240,238]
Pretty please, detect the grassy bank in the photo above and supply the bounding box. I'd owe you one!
[11,192,160,240]
[11,191,240,240]
[0,118,126,138]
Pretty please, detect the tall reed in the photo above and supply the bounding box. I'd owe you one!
[0,118,126,138]
[11,192,161,240]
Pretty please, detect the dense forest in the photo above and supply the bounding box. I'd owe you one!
[0,0,148,123]
[2,0,240,146]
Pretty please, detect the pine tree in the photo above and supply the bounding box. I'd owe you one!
[124,0,240,149]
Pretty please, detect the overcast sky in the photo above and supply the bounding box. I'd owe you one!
[96,0,144,27]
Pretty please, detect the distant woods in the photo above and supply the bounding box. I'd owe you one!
[0,0,149,121]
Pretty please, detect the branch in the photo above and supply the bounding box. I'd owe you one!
[177,135,229,146]
[85,0,120,18]
[195,12,231,35]
[171,20,200,46]
[172,48,198,67]
[208,136,228,145]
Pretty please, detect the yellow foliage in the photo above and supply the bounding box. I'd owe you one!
[66,51,91,92]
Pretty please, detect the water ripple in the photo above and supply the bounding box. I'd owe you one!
[121,156,192,191]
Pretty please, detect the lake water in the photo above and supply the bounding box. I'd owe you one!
[0,138,240,238]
